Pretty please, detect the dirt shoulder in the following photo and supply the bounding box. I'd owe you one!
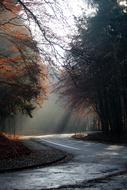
[0,134,70,172]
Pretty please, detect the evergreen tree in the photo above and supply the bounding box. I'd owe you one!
[60,0,127,135]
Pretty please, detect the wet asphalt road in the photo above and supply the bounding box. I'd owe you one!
[0,134,127,190]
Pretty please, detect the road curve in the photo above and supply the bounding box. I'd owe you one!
[0,134,127,189]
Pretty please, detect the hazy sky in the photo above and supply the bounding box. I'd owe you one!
[27,0,95,66]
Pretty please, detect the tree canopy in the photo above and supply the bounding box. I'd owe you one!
[58,0,127,134]
[0,0,48,127]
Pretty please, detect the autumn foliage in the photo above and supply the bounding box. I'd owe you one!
[0,0,48,122]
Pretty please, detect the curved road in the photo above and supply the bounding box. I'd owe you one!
[0,134,127,189]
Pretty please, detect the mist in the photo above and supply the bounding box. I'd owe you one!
[4,93,97,136]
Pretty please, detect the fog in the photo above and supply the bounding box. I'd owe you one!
[4,93,96,136]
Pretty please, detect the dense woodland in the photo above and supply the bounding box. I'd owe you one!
[0,0,127,136]
[59,0,127,135]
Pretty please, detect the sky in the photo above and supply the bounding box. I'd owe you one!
[48,0,94,39]
[26,0,95,66]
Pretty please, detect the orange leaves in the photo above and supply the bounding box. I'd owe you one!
[3,0,22,13]
[0,64,21,79]
[0,55,25,79]
[14,4,22,13]
[0,56,22,65]
[0,1,48,119]
[0,24,31,41]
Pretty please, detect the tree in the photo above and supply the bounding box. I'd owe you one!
[58,0,127,135]
[17,0,70,67]
[0,0,48,131]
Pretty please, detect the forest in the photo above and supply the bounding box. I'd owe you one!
[0,0,127,136]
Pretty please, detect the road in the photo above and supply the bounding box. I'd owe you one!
[0,134,127,189]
